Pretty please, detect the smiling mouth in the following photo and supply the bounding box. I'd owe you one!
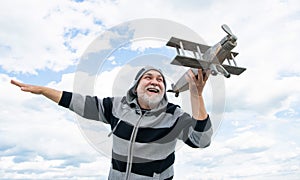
[147,87,160,93]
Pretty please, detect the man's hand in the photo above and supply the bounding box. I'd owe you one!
[185,69,209,97]
[11,80,44,94]
[11,80,62,103]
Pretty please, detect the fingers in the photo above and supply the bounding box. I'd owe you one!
[11,79,43,94]
[185,69,210,85]
[11,80,31,92]
[185,70,193,83]
[202,69,210,82]
[11,80,25,88]
[200,69,210,82]
[198,69,204,82]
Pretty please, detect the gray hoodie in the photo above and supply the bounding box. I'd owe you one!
[58,66,213,180]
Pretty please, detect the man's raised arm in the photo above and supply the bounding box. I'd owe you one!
[185,69,210,120]
[11,80,62,103]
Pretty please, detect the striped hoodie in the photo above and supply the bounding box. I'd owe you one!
[58,67,213,180]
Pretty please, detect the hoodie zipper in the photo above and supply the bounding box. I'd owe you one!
[125,111,144,180]
[108,119,121,137]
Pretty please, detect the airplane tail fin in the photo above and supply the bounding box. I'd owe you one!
[167,84,179,97]
[222,65,246,75]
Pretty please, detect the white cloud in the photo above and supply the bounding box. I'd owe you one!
[174,117,300,179]
[129,39,166,52]
[47,72,75,92]
[0,155,109,179]
[0,0,102,74]
[0,73,110,178]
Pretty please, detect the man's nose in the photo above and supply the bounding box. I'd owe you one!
[150,79,159,86]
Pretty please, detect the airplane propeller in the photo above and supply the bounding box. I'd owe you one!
[221,24,237,41]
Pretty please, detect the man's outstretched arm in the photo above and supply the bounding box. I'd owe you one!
[11,80,62,103]
[185,69,209,120]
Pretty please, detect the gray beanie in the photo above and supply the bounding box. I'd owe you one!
[128,66,167,99]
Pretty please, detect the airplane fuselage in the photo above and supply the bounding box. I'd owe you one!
[202,36,237,64]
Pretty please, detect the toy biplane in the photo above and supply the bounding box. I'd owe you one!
[166,24,246,97]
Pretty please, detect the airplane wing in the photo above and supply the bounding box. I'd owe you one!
[171,55,210,69]
[222,64,246,75]
[166,37,211,53]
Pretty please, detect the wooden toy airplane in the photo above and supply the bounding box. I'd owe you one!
[166,24,246,97]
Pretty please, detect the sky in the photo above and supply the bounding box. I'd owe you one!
[0,0,300,179]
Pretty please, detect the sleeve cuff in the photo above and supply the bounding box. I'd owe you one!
[193,115,211,132]
[58,91,72,108]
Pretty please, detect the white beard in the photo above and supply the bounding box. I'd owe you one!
[137,91,164,109]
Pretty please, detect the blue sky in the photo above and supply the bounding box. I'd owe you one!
[0,0,300,179]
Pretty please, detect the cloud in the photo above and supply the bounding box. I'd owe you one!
[0,155,109,179]
[173,113,300,179]
[0,73,110,178]
[0,0,103,74]
[129,39,166,52]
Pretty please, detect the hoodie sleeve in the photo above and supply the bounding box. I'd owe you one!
[58,91,111,124]
[177,112,213,148]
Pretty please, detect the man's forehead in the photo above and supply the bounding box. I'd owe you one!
[143,70,163,77]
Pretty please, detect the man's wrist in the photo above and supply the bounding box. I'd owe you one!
[193,114,208,121]
[193,115,211,132]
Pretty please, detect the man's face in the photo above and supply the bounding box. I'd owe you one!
[136,70,165,109]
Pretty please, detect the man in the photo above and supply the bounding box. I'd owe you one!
[11,66,213,180]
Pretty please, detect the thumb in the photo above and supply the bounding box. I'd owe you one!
[20,86,28,91]
[185,70,193,83]
[20,86,32,92]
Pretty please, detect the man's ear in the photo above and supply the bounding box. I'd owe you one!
[135,83,140,92]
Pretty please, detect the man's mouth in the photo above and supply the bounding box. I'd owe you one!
[146,87,160,93]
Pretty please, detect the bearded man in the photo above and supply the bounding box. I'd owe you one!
[11,66,213,180]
